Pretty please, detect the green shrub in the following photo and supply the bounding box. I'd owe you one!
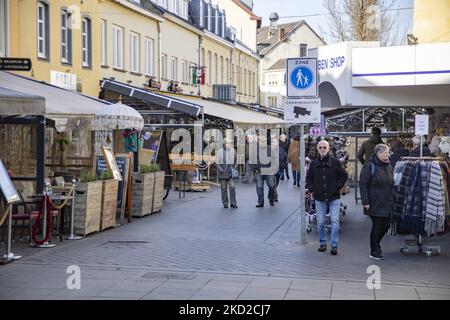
[98,169,114,180]
[140,164,161,174]
[80,170,97,182]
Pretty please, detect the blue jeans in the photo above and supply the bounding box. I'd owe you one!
[255,174,275,204]
[315,199,340,248]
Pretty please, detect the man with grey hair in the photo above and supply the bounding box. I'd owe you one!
[410,135,432,157]
[306,140,348,255]
[216,137,238,209]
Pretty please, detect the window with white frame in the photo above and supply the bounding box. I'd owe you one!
[161,54,167,79]
[61,9,72,64]
[181,60,187,83]
[300,43,308,57]
[168,0,177,14]
[219,56,223,84]
[214,7,219,35]
[129,32,140,73]
[199,0,204,27]
[207,4,211,31]
[145,37,154,76]
[0,0,7,57]
[170,57,177,81]
[180,0,188,20]
[37,1,49,58]
[112,25,124,69]
[158,0,168,9]
[100,19,107,66]
[221,11,225,38]
[82,17,91,67]
[268,96,277,108]
[207,51,212,84]
[225,58,229,84]
[267,74,277,86]
[213,53,217,84]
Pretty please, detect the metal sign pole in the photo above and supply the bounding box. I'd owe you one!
[420,135,423,158]
[66,179,82,240]
[299,124,307,244]
[1,204,22,264]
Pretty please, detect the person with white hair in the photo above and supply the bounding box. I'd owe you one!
[216,137,238,209]
[410,135,432,157]
[306,140,348,255]
[279,134,290,180]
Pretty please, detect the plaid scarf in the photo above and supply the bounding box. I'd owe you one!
[424,161,446,236]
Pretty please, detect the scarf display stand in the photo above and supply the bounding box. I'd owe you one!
[398,156,445,257]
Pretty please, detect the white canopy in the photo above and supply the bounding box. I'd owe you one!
[92,101,144,130]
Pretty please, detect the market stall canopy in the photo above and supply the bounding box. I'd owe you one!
[92,100,144,130]
[0,71,111,131]
[0,86,45,115]
[177,96,285,130]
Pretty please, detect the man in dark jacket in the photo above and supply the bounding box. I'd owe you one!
[409,135,432,157]
[358,127,384,165]
[359,144,395,260]
[251,135,277,207]
[216,138,238,209]
[306,140,348,255]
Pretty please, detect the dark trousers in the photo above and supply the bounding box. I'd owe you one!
[255,174,275,205]
[292,171,301,185]
[370,216,391,254]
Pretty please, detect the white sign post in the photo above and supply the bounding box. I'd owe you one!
[415,114,429,157]
[285,58,318,245]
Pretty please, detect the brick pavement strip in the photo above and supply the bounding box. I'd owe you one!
[2,183,450,300]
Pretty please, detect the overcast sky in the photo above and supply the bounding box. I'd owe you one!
[253,0,414,44]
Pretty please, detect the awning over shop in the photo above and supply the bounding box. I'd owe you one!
[0,86,45,115]
[0,71,111,131]
[101,79,202,117]
[176,96,285,130]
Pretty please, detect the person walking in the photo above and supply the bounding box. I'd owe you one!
[252,135,276,207]
[358,127,384,165]
[288,136,300,187]
[306,140,348,255]
[216,138,238,209]
[359,144,395,260]
[279,134,290,180]
[273,136,287,202]
[242,133,256,184]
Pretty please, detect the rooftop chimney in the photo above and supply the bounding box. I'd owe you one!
[279,28,286,40]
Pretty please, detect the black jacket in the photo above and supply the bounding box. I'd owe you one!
[409,145,432,157]
[358,135,383,165]
[389,148,409,169]
[359,156,394,217]
[279,141,290,154]
[306,154,348,202]
[279,148,288,169]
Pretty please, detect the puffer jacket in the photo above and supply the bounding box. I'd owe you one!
[359,156,395,217]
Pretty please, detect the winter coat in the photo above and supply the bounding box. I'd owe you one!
[306,154,348,202]
[279,147,288,170]
[358,135,384,165]
[389,148,409,170]
[250,143,275,175]
[409,145,432,157]
[279,140,290,155]
[359,156,395,218]
[216,146,237,180]
[288,140,300,171]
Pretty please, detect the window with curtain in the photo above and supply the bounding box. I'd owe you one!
[145,37,154,76]
[100,19,107,66]
[112,25,124,69]
[171,57,177,81]
[37,1,49,59]
[129,32,140,73]
[161,54,167,79]
[61,9,72,64]
[82,17,92,67]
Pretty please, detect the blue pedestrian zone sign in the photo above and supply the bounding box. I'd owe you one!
[286,58,318,98]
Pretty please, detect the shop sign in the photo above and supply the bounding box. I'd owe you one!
[415,115,429,135]
[50,70,77,91]
[0,58,32,71]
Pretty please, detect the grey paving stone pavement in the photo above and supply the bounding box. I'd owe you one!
[1,181,449,300]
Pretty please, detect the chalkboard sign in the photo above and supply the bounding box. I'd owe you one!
[96,153,131,224]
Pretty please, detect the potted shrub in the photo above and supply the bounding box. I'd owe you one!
[98,169,119,231]
[73,170,102,236]
[132,164,157,217]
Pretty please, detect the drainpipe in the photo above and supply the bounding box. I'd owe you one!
[157,21,162,82]
[198,35,202,96]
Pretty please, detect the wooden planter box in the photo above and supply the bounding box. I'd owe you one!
[152,171,165,213]
[132,172,155,217]
[73,181,102,236]
[100,179,119,231]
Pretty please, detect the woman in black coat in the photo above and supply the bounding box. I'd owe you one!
[359,144,395,260]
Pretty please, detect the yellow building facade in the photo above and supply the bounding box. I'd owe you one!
[8,0,101,97]
[99,0,162,89]
[414,0,450,43]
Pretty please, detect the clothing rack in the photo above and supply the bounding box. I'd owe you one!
[397,156,446,257]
